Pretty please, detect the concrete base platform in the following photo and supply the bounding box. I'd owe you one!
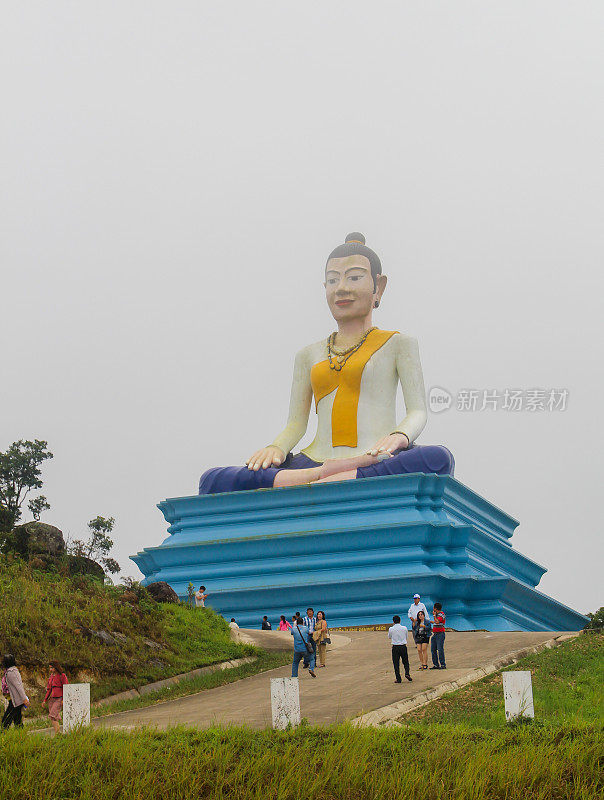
[133,474,587,632]
[91,630,568,731]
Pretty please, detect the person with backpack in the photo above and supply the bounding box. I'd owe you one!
[42,660,69,734]
[290,616,316,677]
[2,654,29,729]
[430,602,447,669]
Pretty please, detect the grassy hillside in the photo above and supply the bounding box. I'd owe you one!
[0,557,253,705]
[402,632,603,727]
[1,723,601,800]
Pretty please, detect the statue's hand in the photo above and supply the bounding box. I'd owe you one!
[367,433,409,457]
[246,445,286,471]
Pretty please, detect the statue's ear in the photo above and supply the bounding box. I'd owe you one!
[375,273,388,300]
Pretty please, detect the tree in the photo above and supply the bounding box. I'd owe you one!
[187,581,195,607]
[584,607,604,631]
[69,515,120,575]
[28,495,50,522]
[0,440,53,530]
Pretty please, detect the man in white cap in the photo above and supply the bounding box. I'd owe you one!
[408,594,430,623]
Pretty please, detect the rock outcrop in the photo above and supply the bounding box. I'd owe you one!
[11,522,65,556]
[146,581,179,603]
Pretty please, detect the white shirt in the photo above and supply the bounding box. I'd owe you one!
[229,621,239,629]
[408,601,429,621]
[195,591,206,608]
[388,623,409,646]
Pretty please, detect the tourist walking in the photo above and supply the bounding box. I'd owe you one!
[1,654,29,729]
[302,608,317,668]
[291,618,316,678]
[408,594,430,623]
[229,618,241,642]
[430,602,447,669]
[261,616,272,630]
[412,610,432,670]
[195,586,208,608]
[313,610,329,667]
[388,616,412,683]
[42,661,68,734]
[278,615,291,631]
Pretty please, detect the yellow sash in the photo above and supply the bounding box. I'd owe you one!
[311,329,397,447]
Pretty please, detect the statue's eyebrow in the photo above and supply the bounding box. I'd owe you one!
[325,265,368,277]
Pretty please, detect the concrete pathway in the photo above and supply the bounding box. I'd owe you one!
[92,630,564,731]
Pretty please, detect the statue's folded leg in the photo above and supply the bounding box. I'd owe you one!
[199,446,454,495]
[198,465,279,495]
[355,445,455,479]
[199,453,321,495]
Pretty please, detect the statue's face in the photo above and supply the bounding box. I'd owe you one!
[325,255,376,321]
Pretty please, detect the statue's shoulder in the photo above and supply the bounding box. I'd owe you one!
[294,338,327,367]
[379,330,418,350]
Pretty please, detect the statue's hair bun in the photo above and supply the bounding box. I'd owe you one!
[327,231,381,284]
[345,232,366,245]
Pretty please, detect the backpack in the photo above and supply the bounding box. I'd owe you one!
[1,672,9,697]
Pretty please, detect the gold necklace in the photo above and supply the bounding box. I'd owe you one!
[327,327,376,371]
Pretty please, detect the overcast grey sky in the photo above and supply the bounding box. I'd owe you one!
[2,2,603,615]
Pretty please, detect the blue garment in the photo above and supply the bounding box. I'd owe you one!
[431,631,446,668]
[291,624,311,652]
[302,615,316,633]
[412,618,432,645]
[291,624,315,675]
[199,445,455,496]
[302,616,317,667]
[292,649,315,676]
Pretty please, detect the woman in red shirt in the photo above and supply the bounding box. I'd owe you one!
[42,660,68,734]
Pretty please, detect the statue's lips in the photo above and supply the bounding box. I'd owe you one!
[335,299,354,306]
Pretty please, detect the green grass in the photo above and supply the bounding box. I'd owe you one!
[92,651,292,716]
[1,723,601,799]
[402,632,604,727]
[25,650,292,729]
[0,557,255,710]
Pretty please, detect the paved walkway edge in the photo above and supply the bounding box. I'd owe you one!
[351,633,579,727]
[93,657,257,707]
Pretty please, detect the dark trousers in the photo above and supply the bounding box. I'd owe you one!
[391,644,410,681]
[431,632,446,667]
[2,700,24,729]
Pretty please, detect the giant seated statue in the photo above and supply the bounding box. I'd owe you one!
[199,233,454,495]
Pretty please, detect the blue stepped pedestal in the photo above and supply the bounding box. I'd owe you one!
[131,474,587,631]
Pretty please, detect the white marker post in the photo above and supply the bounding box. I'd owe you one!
[63,683,91,732]
[270,677,301,730]
[502,671,534,721]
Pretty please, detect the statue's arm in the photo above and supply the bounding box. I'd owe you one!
[247,348,312,470]
[270,348,313,456]
[394,334,428,443]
